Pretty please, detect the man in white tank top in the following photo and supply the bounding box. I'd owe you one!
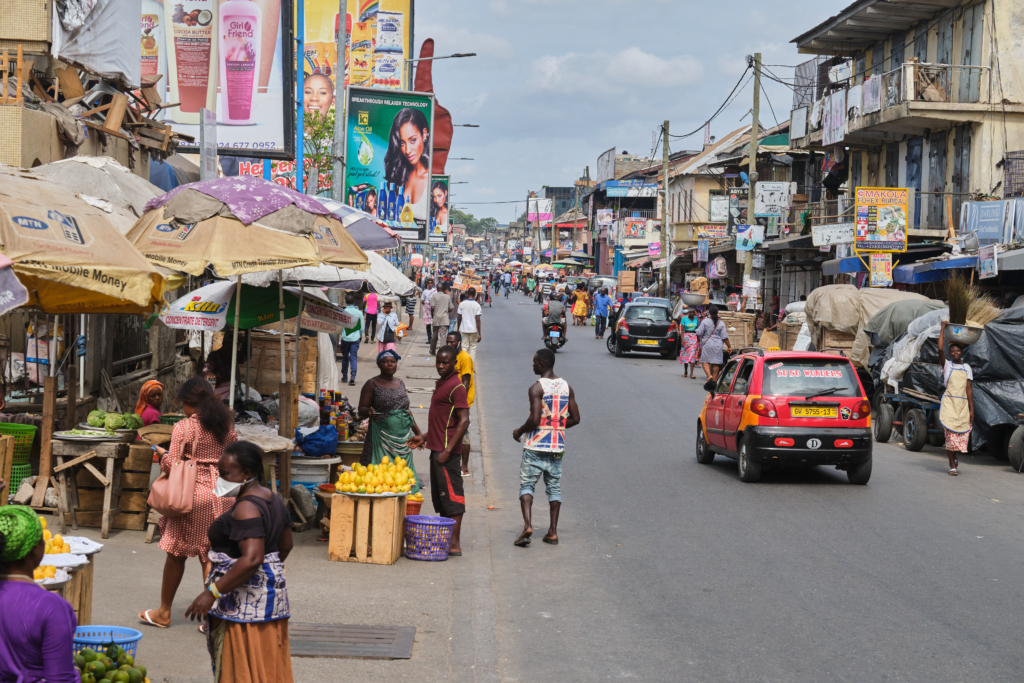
[512,348,580,547]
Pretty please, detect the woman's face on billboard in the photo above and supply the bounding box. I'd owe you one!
[304,74,335,114]
[432,186,447,208]
[399,122,426,166]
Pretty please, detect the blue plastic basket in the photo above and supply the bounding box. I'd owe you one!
[404,515,456,561]
[73,626,143,658]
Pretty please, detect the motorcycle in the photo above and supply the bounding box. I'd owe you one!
[543,320,567,352]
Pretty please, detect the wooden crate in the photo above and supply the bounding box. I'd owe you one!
[246,332,317,396]
[61,443,150,533]
[819,328,856,353]
[719,313,755,348]
[778,322,802,350]
[328,493,406,565]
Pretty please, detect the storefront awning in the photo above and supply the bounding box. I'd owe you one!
[997,248,1024,271]
[624,254,650,268]
[892,256,978,284]
[766,233,815,251]
[822,256,867,276]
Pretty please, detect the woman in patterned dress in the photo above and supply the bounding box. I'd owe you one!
[696,305,732,381]
[140,378,237,630]
[358,350,423,491]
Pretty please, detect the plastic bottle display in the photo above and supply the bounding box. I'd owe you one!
[218,0,261,125]
[166,0,217,123]
[378,182,389,220]
[140,1,166,112]
[388,183,397,221]
[396,188,405,222]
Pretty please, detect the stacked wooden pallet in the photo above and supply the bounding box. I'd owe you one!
[719,312,756,348]
[63,443,151,532]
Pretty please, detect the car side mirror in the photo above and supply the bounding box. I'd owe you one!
[704,379,717,394]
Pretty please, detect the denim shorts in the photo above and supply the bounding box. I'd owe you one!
[519,448,563,502]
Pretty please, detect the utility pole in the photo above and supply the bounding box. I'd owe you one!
[660,120,670,297]
[331,0,345,202]
[745,53,762,285]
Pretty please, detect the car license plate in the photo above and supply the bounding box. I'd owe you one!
[791,406,837,418]
[549,331,560,338]
[637,339,658,345]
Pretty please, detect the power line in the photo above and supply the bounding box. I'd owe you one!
[668,66,752,140]
[762,81,780,128]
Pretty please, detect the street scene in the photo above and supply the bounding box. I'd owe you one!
[1,0,1024,682]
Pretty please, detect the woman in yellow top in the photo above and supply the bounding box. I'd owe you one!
[571,284,588,326]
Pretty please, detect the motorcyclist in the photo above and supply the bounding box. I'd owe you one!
[542,292,568,341]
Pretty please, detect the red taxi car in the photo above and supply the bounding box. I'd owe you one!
[696,349,873,484]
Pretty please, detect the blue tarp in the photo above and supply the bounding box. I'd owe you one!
[892,256,978,284]
[822,256,867,276]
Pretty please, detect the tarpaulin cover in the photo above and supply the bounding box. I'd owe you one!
[240,251,415,297]
[806,285,929,365]
[888,307,1024,451]
[52,0,141,89]
[851,298,945,368]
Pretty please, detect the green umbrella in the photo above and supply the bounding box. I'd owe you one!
[226,284,302,330]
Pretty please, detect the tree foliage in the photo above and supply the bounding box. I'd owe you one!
[451,208,498,235]
[303,110,335,195]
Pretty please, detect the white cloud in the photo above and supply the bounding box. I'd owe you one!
[490,0,510,16]
[417,24,514,61]
[529,48,704,93]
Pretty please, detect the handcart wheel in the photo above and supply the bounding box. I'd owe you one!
[904,409,928,452]
[873,403,893,443]
[1007,426,1024,472]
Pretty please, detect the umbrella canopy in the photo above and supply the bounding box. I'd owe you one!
[0,164,165,314]
[160,282,355,332]
[128,177,368,276]
[410,254,424,267]
[33,156,161,220]
[240,251,416,297]
[314,198,400,251]
[0,253,29,316]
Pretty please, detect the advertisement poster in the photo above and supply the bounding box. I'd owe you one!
[596,209,614,228]
[606,180,658,198]
[162,0,295,158]
[736,225,754,251]
[855,187,909,253]
[978,244,998,279]
[302,0,414,95]
[344,86,434,241]
[696,224,728,239]
[428,174,449,244]
[527,198,553,223]
[696,239,709,263]
[709,195,729,223]
[869,252,892,287]
[623,219,646,238]
[727,188,748,235]
[648,239,661,259]
[812,222,855,246]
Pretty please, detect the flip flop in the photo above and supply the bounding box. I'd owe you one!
[949,468,958,476]
[139,610,169,629]
[448,550,463,556]
[514,533,532,547]
[542,536,559,545]
[198,623,207,634]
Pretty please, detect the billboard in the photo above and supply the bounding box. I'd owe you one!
[158,0,296,159]
[429,174,449,244]
[302,0,414,97]
[606,180,657,198]
[596,147,616,183]
[344,86,434,241]
[855,187,908,253]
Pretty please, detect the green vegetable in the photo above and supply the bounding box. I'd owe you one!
[124,413,143,430]
[87,410,106,427]
[104,414,125,430]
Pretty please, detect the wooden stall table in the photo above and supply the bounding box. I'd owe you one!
[328,492,407,565]
[56,547,99,626]
[51,440,127,539]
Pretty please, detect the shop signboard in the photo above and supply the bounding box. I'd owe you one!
[854,187,909,253]
[696,239,709,262]
[623,219,646,238]
[428,174,449,243]
[606,180,658,198]
[648,240,661,258]
[727,188,748,235]
[869,252,892,287]
[343,86,434,241]
[960,199,1015,246]
[162,0,297,159]
[527,198,553,223]
[696,224,728,239]
[651,258,667,269]
[709,195,729,223]
[812,222,855,246]
[978,244,998,279]
[596,147,616,183]
[596,208,614,227]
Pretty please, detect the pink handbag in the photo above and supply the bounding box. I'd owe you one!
[148,432,198,518]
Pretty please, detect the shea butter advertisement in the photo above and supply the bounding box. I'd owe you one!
[150,0,294,158]
[302,0,414,109]
[344,87,434,241]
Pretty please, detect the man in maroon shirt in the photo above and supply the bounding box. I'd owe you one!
[407,345,470,555]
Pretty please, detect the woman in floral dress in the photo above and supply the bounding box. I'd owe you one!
[140,377,237,630]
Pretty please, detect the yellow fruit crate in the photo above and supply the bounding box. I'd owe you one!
[328,493,407,565]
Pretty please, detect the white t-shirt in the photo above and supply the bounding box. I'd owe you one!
[942,360,973,385]
[458,299,483,333]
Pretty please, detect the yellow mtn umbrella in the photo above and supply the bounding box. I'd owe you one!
[126,177,368,276]
[0,164,164,314]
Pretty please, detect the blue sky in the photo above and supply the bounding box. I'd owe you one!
[416,0,842,222]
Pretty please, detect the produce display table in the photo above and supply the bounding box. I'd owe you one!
[58,551,97,626]
[327,492,407,565]
[52,441,128,539]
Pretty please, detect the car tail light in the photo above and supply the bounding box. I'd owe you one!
[750,398,778,418]
[835,439,853,448]
[852,400,871,420]
[668,322,678,334]
[774,438,794,447]
[618,321,629,335]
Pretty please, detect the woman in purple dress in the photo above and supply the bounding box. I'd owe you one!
[0,506,79,683]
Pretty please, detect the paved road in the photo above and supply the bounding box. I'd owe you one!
[475,291,1024,682]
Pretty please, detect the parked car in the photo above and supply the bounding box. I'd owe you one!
[588,275,618,292]
[696,349,873,484]
[606,301,680,359]
[609,295,669,327]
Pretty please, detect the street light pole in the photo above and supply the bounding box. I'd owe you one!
[331,0,345,202]
[660,120,670,298]
[745,52,761,284]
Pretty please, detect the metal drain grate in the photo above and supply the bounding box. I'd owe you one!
[290,622,416,659]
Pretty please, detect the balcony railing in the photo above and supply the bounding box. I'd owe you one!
[881,62,990,109]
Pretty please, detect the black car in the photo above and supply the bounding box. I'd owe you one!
[607,302,680,359]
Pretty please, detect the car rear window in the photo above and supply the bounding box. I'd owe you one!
[625,306,669,321]
[761,358,862,398]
